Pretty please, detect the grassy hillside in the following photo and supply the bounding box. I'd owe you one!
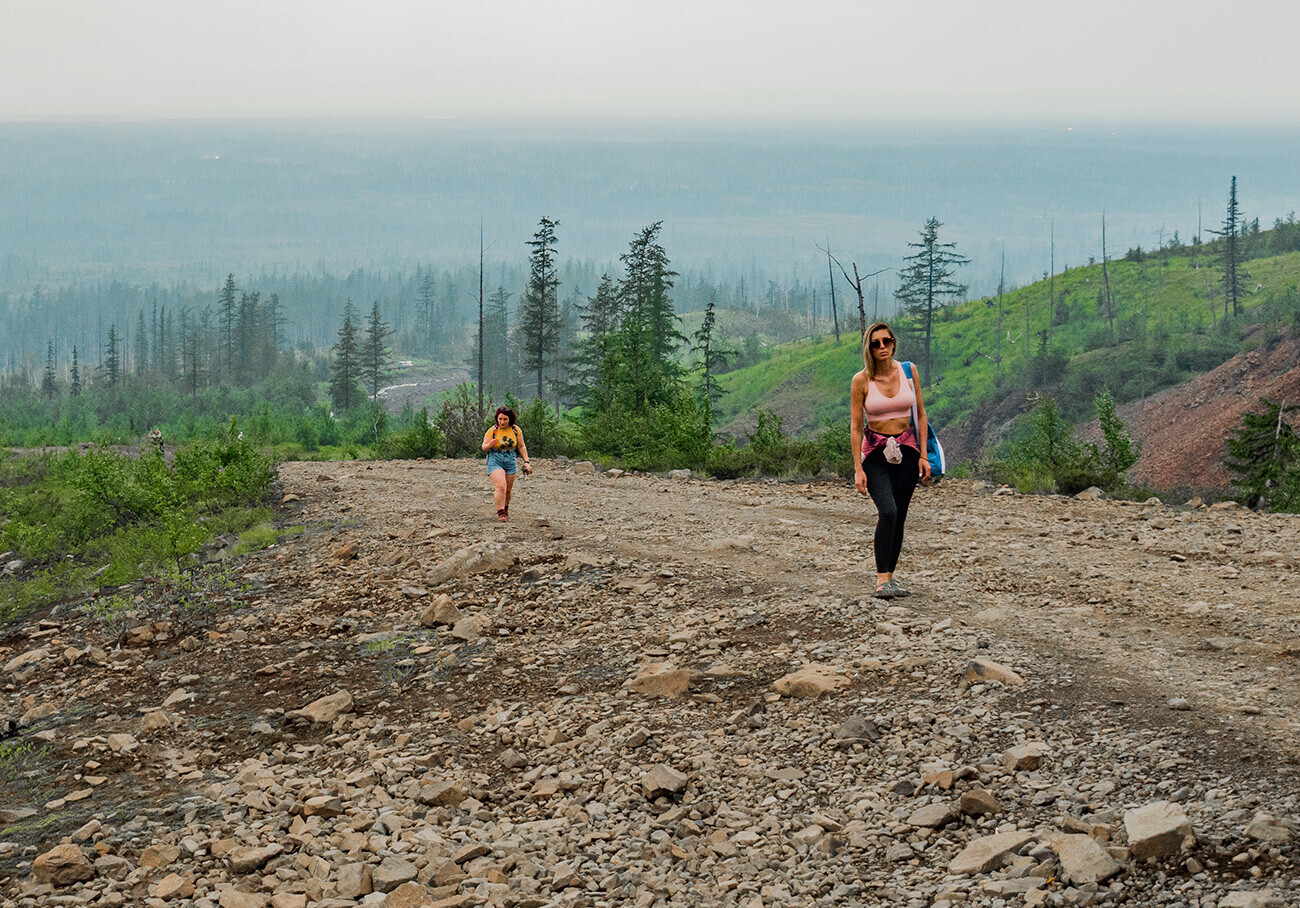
[713,232,1300,447]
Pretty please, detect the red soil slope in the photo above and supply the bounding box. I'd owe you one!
[1118,328,1300,492]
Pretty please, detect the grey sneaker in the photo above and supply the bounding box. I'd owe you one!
[873,582,896,600]
[883,578,910,598]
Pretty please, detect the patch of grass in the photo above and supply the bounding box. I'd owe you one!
[234,523,303,557]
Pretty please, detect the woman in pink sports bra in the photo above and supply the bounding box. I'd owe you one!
[849,321,931,599]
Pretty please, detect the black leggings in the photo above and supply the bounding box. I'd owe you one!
[863,445,920,574]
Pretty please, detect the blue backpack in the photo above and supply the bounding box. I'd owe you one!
[899,361,945,479]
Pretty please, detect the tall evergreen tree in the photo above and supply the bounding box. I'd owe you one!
[180,309,202,401]
[519,217,561,401]
[217,273,238,381]
[70,345,81,396]
[135,309,149,376]
[895,217,968,381]
[620,222,682,385]
[1213,175,1245,319]
[329,300,363,412]
[691,296,735,424]
[101,323,121,387]
[361,300,393,401]
[481,286,513,397]
[41,341,57,398]
[414,274,437,355]
[561,273,620,406]
[235,290,260,385]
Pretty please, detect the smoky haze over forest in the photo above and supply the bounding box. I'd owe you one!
[3,118,1299,298]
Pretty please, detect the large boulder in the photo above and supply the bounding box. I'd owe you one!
[948,831,1036,875]
[772,663,849,698]
[625,663,698,699]
[1124,800,1195,860]
[286,690,353,725]
[32,844,94,886]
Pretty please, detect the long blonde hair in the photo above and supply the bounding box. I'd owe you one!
[862,322,897,380]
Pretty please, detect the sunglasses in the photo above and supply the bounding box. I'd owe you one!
[869,337,895,348]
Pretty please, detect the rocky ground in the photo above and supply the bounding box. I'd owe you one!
[2,457,1299,908]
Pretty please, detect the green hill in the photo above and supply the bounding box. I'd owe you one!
[713,228,1300,454]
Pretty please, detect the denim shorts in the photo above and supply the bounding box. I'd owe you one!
[486,451,517,475]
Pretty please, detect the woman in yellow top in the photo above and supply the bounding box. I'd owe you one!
[481,406,532,522]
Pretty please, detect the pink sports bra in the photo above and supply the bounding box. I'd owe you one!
[864,365,915,421]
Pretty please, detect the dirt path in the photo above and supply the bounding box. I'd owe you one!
[326,458,1300,767]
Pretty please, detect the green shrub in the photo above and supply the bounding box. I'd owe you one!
[378,407,445,460]
[435,384,487,458]
[1226,399,1300,512]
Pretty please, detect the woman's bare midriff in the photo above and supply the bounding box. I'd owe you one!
[867,417,911,435]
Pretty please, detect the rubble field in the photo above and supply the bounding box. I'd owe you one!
[2,457,1298,908]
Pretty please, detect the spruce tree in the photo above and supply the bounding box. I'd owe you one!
[102,323,121,388]
[482,287,513,397]
[217,273,238,381]
[691,296,735,424]
[1225,399,1300,512]
[621,222,682,386]
[41,341,57,398]
[562,273,620,406]
[1213,176,1245,319]
[135,309,149,376]
[361,300,393,401]
[329,300,363,412]
[895,217,968,381]
[519,217,561,401]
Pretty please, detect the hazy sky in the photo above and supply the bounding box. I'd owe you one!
[4,0,1298,122]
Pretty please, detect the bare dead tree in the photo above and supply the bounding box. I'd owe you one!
[1100,210,1116,337]
[816,241,889,339]
[817,239,841,344]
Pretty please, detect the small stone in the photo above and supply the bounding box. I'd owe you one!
[418,779,468,807]
[302,795,344,817]
[1244,812,1293,845]
[498,748,527,769]
[139,844,181,868]
[1168,697,1192,710]
[372,856,418,893]
[907,802,958,828]
[1001,742,1051,772]
[156,873,195,900]
[335,862,373,899]
[1218,890,1286,908]
[419,593,461,627]
[642,763,688,799]
[1050,833,1122,884]
[229,843,283,874]
[959,789,1002,817]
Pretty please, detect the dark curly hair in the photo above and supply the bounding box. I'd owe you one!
[494,406,517,426]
